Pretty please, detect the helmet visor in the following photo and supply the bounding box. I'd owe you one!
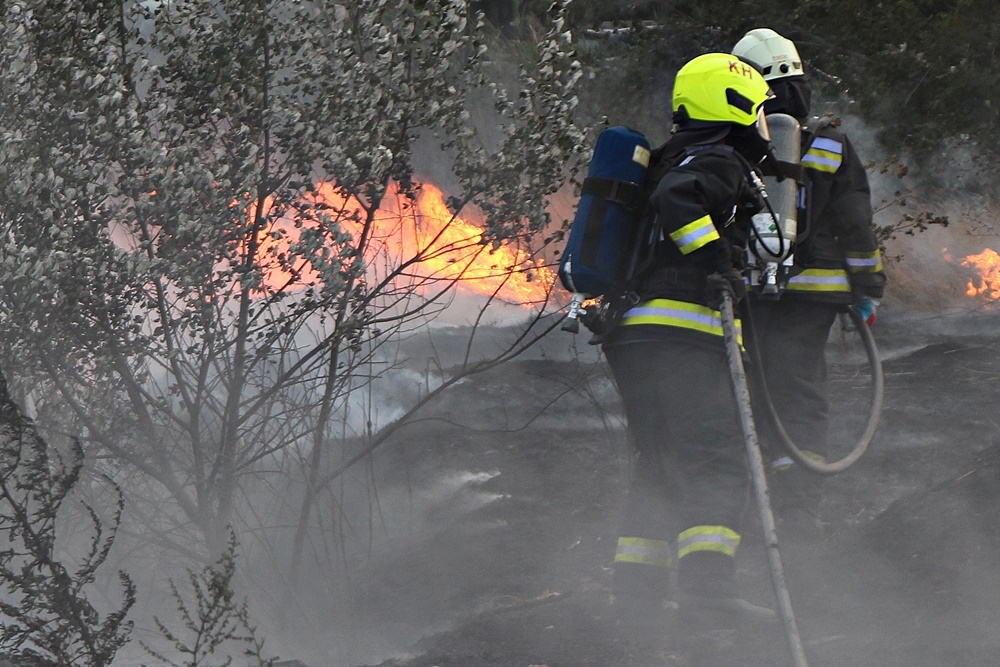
[756,105,771,141]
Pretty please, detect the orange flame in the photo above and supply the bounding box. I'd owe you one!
[946,247,1000,300]
[254,180,555,306]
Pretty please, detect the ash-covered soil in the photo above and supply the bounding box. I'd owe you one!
[341,311,1000,667]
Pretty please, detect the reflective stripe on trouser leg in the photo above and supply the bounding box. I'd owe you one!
[677,525,741,558]
[615,536,674,567]
[613,452,677,608]
[676,525,741,597]
[614,535,674,617]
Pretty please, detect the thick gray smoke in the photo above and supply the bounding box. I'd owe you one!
[836,114,1000,320]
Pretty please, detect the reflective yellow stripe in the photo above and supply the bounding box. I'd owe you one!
[785,268,851,293]
[615,536,673,567]
[802,149,841,174]
[845,251,884,273]
[802,136,843,174]
[677,525,741,559]
[621,299,743,344]
[670,214,720,255]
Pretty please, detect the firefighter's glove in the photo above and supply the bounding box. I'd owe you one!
[706,269,746,309]
[853,297,879,327]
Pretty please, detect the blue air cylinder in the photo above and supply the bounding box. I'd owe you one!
[558,126,651,300]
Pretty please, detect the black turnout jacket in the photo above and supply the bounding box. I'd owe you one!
[784,119,886,303]
[604,140,759,347]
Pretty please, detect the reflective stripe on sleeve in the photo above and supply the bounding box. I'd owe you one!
[621,299,742,343]
[615,536,673,568]
[785,268,851,293]
[802,136,843,174]
[677,525,742,559]
[845,251,884,273]
[669,214,720,255]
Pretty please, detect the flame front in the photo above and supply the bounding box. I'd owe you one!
[950,247,1000,300]
[256,180,555,306]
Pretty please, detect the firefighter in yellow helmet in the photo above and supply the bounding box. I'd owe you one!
[732,28,887,535]
[601,52,778,655]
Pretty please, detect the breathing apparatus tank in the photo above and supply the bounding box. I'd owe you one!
[749,112,801,297]
[559,126,651,332]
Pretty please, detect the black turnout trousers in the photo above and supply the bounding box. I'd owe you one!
[603,338,749,601]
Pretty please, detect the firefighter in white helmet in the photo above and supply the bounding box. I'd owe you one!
[731,28,887,534]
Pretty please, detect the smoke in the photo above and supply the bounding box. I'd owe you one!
[830,113,1000,319]
[107,91,1000,667]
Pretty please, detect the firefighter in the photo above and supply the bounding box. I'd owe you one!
[601,52,777,654]
[731,28,887,533]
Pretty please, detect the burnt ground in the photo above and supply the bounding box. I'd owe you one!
[342,310,1000,667]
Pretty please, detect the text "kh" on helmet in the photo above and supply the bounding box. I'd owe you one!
[672,52,774,129]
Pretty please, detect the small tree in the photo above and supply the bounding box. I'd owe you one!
[0,0,587,628]
[141,531,273,667]
[0,368,134,667]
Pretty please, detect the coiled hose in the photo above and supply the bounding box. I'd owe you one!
[745,301,884,475]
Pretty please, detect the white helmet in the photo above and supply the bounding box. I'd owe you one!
[732,28,804,81]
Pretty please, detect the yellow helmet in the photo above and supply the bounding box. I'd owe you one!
[672,52,773,127]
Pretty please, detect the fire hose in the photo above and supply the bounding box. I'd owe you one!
[745,301,885,475]
[719,290,811,667]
